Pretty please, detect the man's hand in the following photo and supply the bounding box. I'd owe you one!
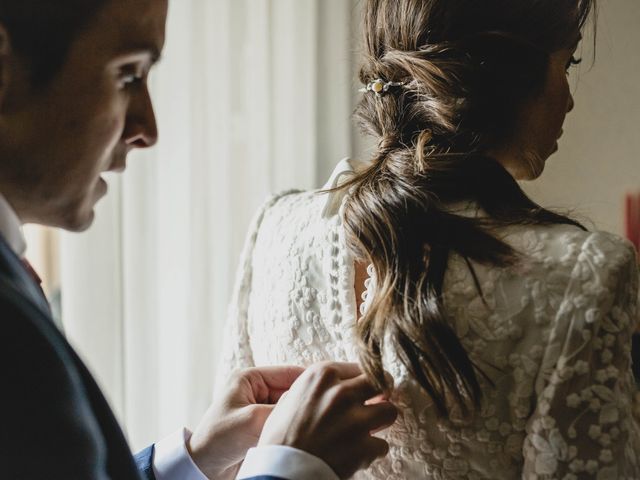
[188,365,305,479]
[258,362,398,479]
[188,362,397,480]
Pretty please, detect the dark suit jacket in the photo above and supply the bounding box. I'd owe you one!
[0,234,283,480]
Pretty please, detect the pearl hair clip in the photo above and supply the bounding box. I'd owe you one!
[359,78,405,96]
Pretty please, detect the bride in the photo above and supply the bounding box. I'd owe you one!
[217,0,640,478]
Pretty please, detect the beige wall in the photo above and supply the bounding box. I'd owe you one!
[350,0,640,236]
[524,0,640,235]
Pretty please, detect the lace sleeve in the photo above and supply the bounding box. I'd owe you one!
[523,233,640,479]
[213,194,292,395]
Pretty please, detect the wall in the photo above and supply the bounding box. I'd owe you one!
[523,0,640,234]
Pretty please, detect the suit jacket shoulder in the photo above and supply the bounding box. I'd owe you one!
[0,247,142,479]
[0,283,110,478]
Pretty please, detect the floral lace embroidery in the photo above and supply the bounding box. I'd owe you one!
[217,189,640,480]
[360,264,375,317]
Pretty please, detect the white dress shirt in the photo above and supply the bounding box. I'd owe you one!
[0,192,336,480]
[0,194,26,257]
[154,428,338,480]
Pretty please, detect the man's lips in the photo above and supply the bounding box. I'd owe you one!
[107,162,126,173]
[105,146,133,173]
[106,155,127,173]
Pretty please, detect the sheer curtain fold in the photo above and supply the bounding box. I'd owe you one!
[61,0,354,449]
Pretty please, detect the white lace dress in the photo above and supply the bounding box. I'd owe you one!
[217,159,640,479]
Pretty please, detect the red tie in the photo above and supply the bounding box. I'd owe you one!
[20,258,51,315]
[21,258,43,286]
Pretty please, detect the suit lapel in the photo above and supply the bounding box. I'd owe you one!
[0,235,52,317]
[66,335,143,479]
[0,234,141,479]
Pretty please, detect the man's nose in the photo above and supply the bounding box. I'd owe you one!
[124,87,159,148]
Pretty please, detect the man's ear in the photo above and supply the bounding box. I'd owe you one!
[0,23,13,110]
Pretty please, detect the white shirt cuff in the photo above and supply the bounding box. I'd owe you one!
[236,445,338,480]
[153,428,209,480]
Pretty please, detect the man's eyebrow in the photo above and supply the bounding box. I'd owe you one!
[114,44,163,64]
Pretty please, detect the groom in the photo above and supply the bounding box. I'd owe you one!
[0,0,397,479]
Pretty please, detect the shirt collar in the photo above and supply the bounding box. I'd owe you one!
[0,193,27,257]
[321,157,372,219]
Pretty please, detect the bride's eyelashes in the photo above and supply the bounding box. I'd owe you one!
[565,55,582,74]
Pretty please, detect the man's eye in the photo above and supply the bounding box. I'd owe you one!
[117,63,146,88]
[120,74,143,87]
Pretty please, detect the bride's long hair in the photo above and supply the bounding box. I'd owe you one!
[344,0,595,418]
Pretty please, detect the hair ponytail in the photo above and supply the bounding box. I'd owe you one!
[344,0,593,417]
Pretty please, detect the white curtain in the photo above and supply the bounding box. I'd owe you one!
[61,0,357,450]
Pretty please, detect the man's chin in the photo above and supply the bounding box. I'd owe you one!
[51,197,99,232]
[57,209,96,232]
[62,179,108,231]
[69,214,95,232]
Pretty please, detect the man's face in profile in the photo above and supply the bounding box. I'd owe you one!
[0,0,167,231]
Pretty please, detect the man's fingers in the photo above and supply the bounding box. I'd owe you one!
[364,393,387,406]
[343,369,394,402]
[360,401,398,433]
[251,365,306,392]
[236,366,305,405]
[257,362,363,390]
[241,363,391,406]
[273,390,289,403]
[313,361,363,380]
[362,436,390,465]
[339,436,390,479]
[246,403,275,427]
[341,374,382,402]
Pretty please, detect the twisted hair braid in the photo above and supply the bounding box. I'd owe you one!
[342,0,594,417]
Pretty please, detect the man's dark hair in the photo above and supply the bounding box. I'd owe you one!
[0,0,109,87]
